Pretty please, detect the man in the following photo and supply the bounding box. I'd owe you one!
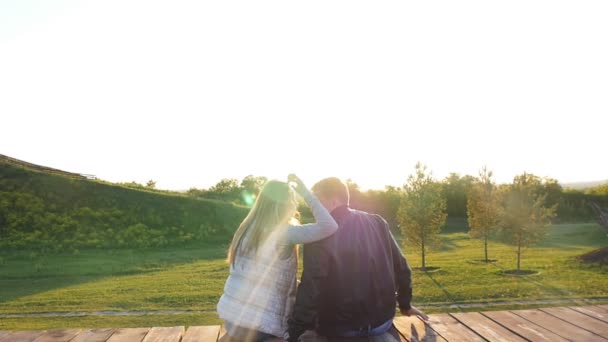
[288,178,427,342]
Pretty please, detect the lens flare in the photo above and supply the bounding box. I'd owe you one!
[242,191,256,207]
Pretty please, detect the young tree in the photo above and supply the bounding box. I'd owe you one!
[500,172,557,273]
[146,180,156,189]
[397,163,447,270]
[467,166,501,262]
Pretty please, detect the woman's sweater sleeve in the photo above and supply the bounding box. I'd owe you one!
[284,190,338,245]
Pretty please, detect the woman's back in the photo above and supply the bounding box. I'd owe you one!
[218,230,297,339]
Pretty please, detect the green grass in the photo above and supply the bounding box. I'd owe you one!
[0,244,229,314]
[1,223,607,330]
[405,223,607,306]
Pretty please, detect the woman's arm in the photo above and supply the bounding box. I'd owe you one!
[284,178,338,245]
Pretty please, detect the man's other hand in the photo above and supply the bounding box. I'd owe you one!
[401,305,429,321]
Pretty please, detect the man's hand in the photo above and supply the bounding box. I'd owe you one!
[401,305,429,321]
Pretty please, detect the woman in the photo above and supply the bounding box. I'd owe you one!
[217,175,338,341]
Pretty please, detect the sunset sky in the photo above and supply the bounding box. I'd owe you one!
[1,1,606,190]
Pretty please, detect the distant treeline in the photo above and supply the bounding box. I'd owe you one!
[0,161,248,252]
[190,174,608,229]
[349,175,608,228]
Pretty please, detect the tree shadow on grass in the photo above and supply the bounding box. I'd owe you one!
[501,269,540,276]
[467,259,498,265]
[438,235,461,252]
[413,266,442,272]
[424,270,458,307]
[488,260,586,301]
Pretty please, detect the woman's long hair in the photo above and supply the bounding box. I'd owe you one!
[227,180,297,266]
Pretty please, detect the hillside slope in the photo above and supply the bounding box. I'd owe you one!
[0,158,248,251]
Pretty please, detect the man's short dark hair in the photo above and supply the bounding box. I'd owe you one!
[312,177,350,205]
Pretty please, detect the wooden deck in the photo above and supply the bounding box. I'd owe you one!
[1,305,607,341]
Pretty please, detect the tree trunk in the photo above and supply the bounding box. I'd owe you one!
[421,237,426,270]
[517,239,521,273]
[484,235,488,262]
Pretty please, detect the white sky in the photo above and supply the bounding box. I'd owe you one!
[1,1,606,190]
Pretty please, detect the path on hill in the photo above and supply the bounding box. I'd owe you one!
[2,297,608,318]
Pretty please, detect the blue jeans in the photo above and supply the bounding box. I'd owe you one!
[224,321,278,342]
[338,319,393,337]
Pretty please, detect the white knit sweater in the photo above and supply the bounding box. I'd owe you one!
[217,191,338,339]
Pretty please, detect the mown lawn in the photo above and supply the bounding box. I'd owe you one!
[1,223,606,330]
[406,223,607,306]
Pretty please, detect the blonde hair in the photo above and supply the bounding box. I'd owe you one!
[228,180,298,266]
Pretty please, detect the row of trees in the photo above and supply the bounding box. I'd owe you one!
[192,169,590,272]
[186,176,268,206]
[398,163,558,272]
[197,173,607,225]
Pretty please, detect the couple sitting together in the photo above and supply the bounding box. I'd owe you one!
[217,175,427,342]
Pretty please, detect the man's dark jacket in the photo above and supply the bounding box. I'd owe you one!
[287,205,413,341]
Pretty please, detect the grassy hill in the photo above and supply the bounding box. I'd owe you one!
[0,158,248,252]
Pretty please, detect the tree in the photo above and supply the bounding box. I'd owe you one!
[345,179,362,206]
[589,202,608,235]
[146,180,156,189]
[443,173,475,217]
[345,183,400,231]
[207,178,241,201]
[240,175,267,196]
[240,175,267,207]
[499,172,557,273]
[186,187,205,198]
[467,166,502,262]
[382,185,402,230]
[397,163,447,270]
[542,178,563,208]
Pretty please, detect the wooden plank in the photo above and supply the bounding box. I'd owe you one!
[0,331,46,342]
[483,310,568,342]
[541,307,608,338]
[106,328,150,342]
[595,305,608,314]
[393,316,446,342]
[571,306,608,323]
[451,312,526,342]
[33,329,82,342]
[182,326,220,342]
[141,327,183,342]
[511,309,605,341]
[421,314,484,341]
[217,326,226,342]
[71,329,116,342]
[0,332,11,341]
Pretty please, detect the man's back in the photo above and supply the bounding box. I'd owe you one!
[288,205,412,340]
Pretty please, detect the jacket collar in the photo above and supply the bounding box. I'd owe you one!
[331,205,351,221]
